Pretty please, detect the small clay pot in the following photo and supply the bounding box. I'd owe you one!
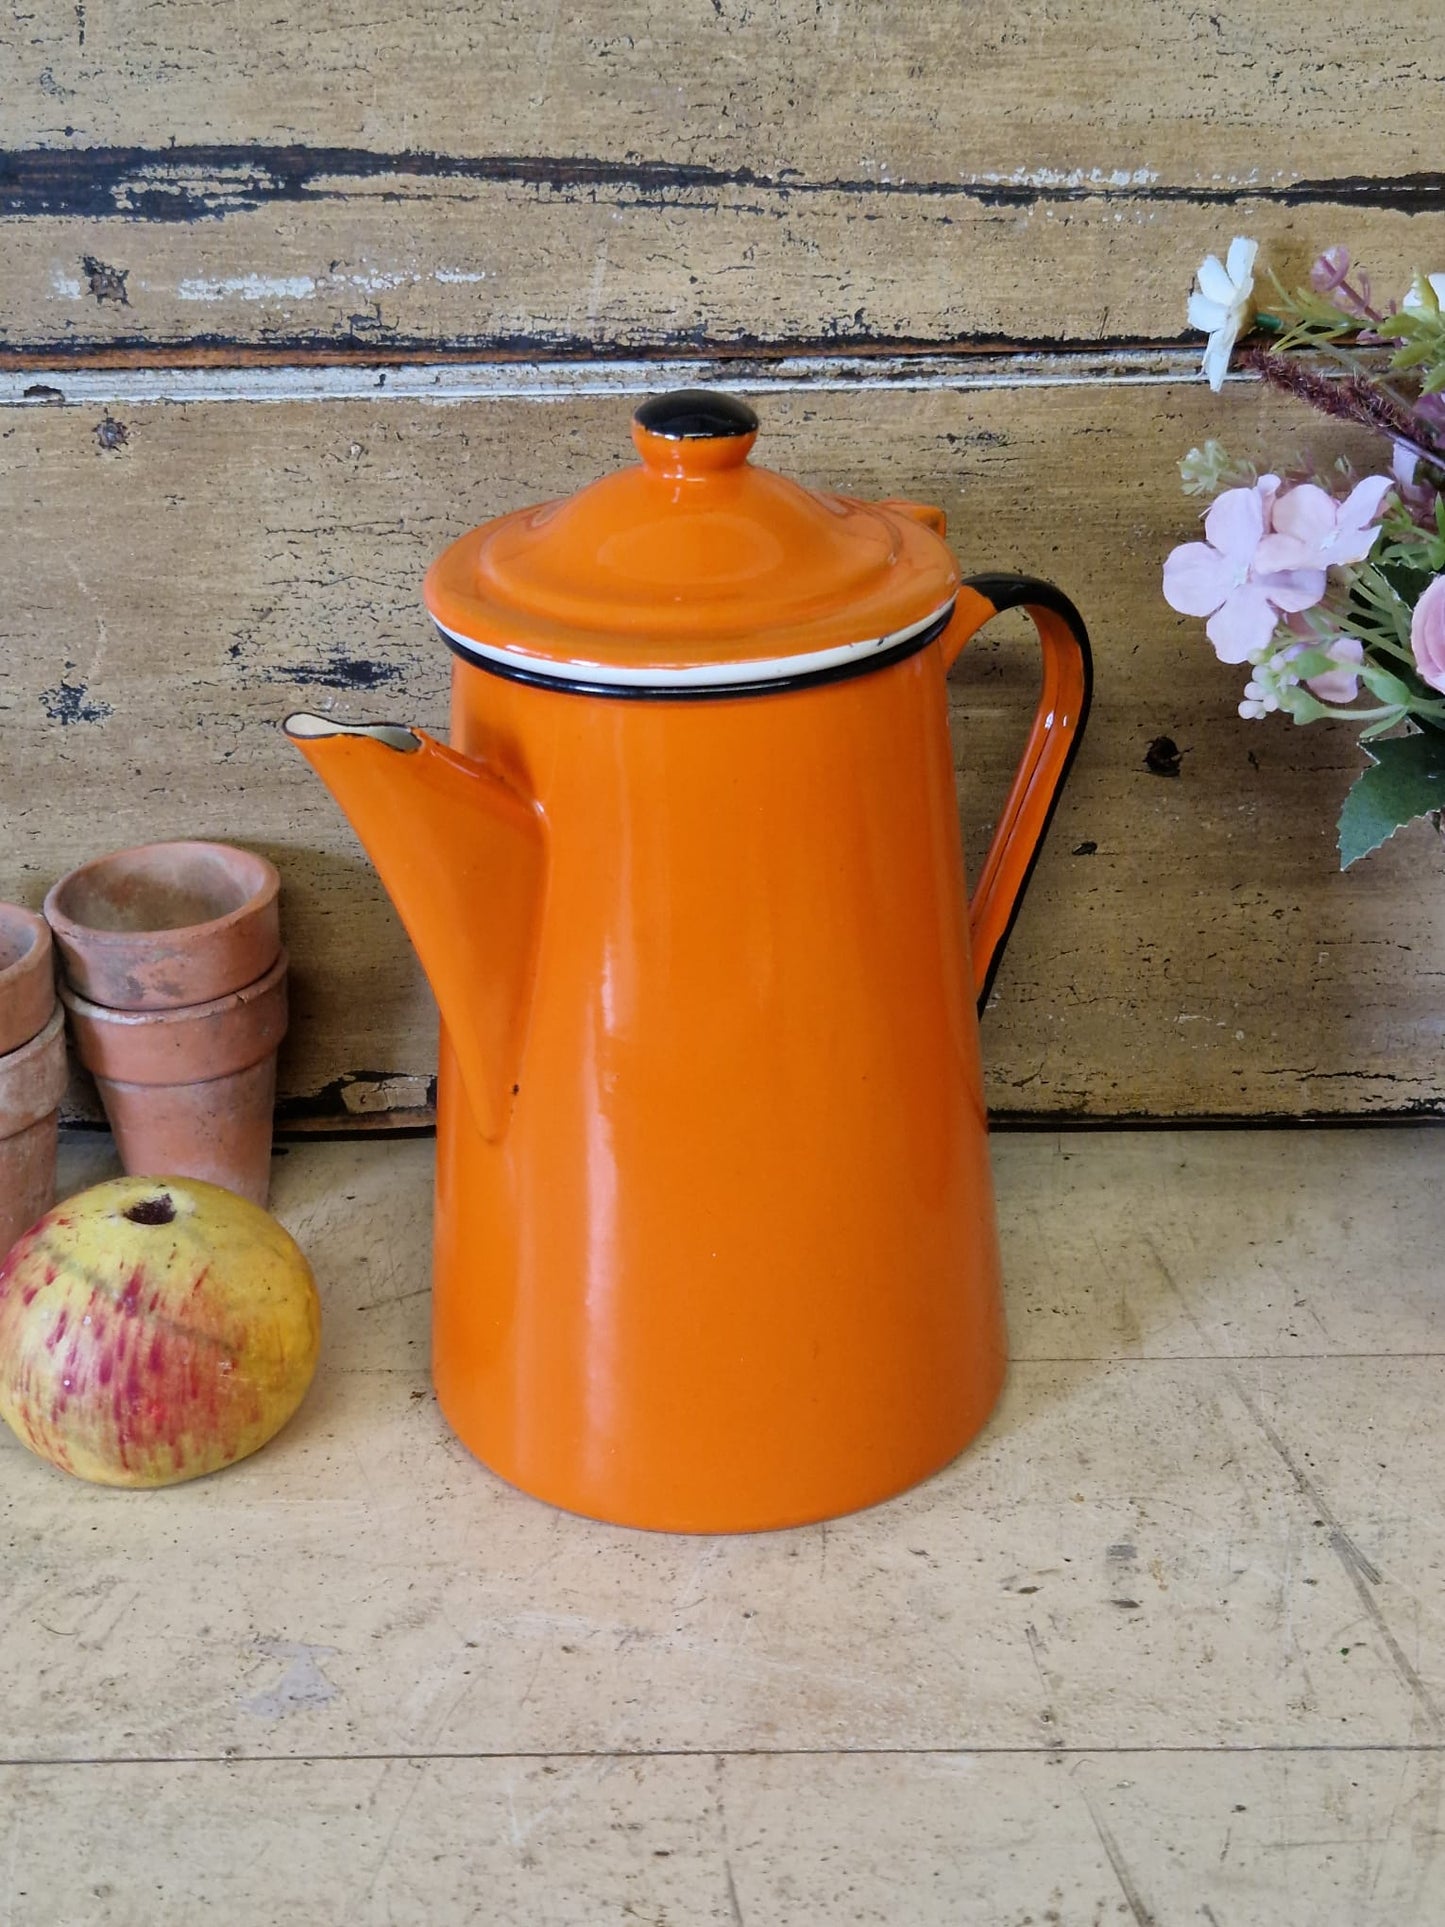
[0,904,56,1059]
[0,1005,68,1259]
[45,841,281,1012]
[59,949,288,1207]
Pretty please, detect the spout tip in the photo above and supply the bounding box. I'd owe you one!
[283,713,422,754]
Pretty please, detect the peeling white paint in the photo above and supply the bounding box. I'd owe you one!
[0,348,1222,409]
[50,269,84,299]
[828,160,1170,192]
[0,350,1240,410]
[176,273,319,302]
[973,165,1160,190]
[347,269,414,294]
[170,266,487,303]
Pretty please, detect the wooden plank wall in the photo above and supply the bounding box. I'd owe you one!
[3,2,1444,1122]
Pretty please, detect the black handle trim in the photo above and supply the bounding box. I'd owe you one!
[961,573,1094,1013]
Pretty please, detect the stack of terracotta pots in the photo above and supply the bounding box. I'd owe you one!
[0,907,68,1255]
[44,842,287,1208]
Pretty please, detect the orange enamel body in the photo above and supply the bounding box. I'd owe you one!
[434,641,1002,1531]
[287,392,1090,1531]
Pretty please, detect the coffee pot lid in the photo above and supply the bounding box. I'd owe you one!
[422,390,960,694]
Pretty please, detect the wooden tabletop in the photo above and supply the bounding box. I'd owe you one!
[2,1127,1442,1924]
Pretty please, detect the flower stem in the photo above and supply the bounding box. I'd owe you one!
[1339,277,1382,324]
[1239,345,1445,470]
[1365,633,1420,668]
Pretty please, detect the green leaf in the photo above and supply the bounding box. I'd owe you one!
[1256,271,1373,353]
[1178,440,1253,497]
[1359,707,1410,742]
[1356,661,1417,705]
[1380,282,1445,388]
[1338,732,1445,867]
[1279,646,1336,680]
[1283,689,1331,723]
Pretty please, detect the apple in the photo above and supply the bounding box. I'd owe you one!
[0,1175,321,1486]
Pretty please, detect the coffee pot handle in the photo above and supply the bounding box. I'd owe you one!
[941,573,1093,1011]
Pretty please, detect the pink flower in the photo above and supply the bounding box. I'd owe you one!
[1310,246,1352,295]
[1162,477,1327,663]
[1255,476,1393,573]
[1412,574,1445,694]
[1309,246,1376,320]
[1303,634,1365,703]
[1391,441,1439,523]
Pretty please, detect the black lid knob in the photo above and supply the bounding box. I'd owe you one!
[633,390,759,441]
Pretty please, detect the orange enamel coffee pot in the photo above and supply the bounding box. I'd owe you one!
[287,391,1090,1532]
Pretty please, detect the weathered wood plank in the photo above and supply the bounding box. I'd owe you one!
[4,0,1443,351]
[0,348,1202,402]
[1,371,1437,1120]
[4,1131,1444,1770]
[4,1749,1442,1925]
[4,168,1441,352]
[4,1,1442,181]
[8,1131,1444,1921]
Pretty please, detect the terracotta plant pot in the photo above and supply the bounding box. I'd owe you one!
[59,949,289,1207]
[0,1006,68,1258]
[44,841,281,1011]
[0,904,56,1059]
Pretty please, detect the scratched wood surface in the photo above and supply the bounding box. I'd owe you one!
[2,2,1443,351]
[2,372,1439,1122]
[2,1128,1442,1922]
[4,173,1442,355]
[6,0,1438,169]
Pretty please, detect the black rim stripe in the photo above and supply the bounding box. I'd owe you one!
[433,606,956,701]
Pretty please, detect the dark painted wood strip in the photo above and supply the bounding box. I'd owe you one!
[0,334,1184,372]
[4,144,1444,221]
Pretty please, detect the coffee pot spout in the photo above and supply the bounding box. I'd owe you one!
[284,715,546,1141]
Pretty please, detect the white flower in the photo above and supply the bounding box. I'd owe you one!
[1188,237,1258,392]
[1238,675,1274,721]
[1402,272,1445,314]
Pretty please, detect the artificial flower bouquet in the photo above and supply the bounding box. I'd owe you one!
[1163,238,1445,865]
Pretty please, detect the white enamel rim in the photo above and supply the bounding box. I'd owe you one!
[430,597,958,690]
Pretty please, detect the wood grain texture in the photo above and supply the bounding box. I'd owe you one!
[3,1126,1443,1764]
[8,1125,1445,1927]
[5,172,1441,352]
[6,1751,1443,1926]
[3,1132,1444,1927]
[4,0,1441,177]
[2,1,1442,351]
[1,374,1437,1120]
